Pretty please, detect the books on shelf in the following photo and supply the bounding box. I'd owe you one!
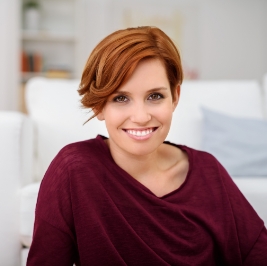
[45,69,71,79]
[21,50,43,73]
[21,50,72,81]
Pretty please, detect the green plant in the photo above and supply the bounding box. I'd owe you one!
[24,0,39,9]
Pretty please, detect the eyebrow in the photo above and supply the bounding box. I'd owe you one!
[113,87,168,95]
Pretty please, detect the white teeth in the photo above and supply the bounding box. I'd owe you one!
[126,128,153,136]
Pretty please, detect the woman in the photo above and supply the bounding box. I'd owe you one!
[27,26,267,265]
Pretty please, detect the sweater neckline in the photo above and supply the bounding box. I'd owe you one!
[95,134,193,200]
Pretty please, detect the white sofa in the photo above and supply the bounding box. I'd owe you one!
[0,112,33,266]
[1,76,267,265]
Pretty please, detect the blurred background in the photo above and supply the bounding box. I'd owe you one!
[0,0,267,112]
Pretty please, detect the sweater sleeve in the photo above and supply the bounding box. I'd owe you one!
[217,160,266,263]
[243,227,267,265]
[27,215,77,266]
[27,148,79,266]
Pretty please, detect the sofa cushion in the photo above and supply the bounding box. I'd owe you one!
[167,80,263,149]
[25,77,108,181]
[21,248,29,266]
[20,182,40,247]
[201,107,267,176]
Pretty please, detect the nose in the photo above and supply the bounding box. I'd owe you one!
[130,103,151,124]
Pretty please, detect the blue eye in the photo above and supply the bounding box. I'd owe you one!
[148,93,164,101]
[113,95,128,102]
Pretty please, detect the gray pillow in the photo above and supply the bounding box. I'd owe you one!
[201,107,267,176]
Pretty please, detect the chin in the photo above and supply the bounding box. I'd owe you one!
[123,140,163,157]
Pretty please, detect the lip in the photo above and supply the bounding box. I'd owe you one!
[122,127,158,140]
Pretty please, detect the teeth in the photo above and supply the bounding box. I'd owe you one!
[127,128,153,136]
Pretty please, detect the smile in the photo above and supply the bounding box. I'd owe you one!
[124,127,157,137]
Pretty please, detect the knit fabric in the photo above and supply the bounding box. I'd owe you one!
[27,135,267,266]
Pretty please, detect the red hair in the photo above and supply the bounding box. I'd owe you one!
[78,26,183,122]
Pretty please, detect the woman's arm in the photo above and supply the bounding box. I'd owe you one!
[216,159,267,264]
[27,215,78,266]
[243,227,267,266]
[27,146,78,265]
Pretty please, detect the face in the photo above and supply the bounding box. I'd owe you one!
[97,58,180,158]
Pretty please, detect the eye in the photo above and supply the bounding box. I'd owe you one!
[113,95,128,103]
[148,93,164,101]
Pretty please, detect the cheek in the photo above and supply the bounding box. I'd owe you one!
[153,104,174,122]
[103,106,127,125]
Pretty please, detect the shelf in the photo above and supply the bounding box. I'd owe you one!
[21,71,73,83]
[22,30,76,42]
[20,0,81,85]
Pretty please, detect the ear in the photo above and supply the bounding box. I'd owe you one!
[172,85,180,111]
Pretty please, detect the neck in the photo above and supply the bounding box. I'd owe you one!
[106,139,161,179]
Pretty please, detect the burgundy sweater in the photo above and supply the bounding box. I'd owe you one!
[27,135,267,266]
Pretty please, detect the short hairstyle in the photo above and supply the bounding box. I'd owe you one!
[78,26,183,122]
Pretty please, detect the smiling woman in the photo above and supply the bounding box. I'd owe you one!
[27,26,267,266]
[95,58,184,188]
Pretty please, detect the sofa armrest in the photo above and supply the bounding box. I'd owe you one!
[0,111,34,265]
[263,73,267,118]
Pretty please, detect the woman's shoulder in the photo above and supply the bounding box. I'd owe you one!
[182,145,220,164]
[165,141,232,188]
[52,135,109,168]
[61,135,106,155]
[182,145,229,176]
[164,141,220,167]
[41,136,110,188]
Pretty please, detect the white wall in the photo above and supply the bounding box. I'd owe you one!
[1,0,266,111]
[0,0,20,111]
[78,0,114,76]
[199,0,267,80]
[82,0,267,80]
